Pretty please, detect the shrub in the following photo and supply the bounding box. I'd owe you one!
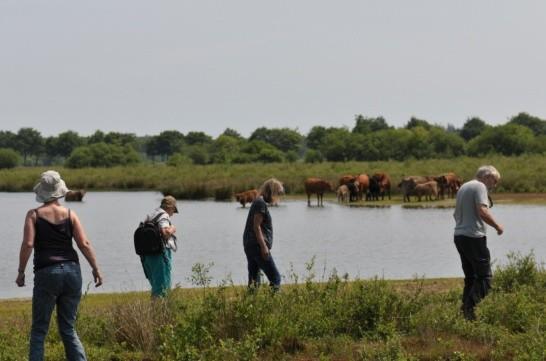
[0,148,21,169]
[493,252,544,293]
[65,143,141,168]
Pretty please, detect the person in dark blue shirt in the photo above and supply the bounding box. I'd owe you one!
[242,178,284,290]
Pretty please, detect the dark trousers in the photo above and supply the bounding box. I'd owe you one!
[244,247,281,290]
[454,235,492,320]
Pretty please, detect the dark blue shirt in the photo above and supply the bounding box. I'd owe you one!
[243,197,273,250]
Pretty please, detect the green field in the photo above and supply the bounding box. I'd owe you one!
[1,155,546,201]
[1,253,544,360]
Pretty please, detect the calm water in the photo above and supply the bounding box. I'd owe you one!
[2,192,545,299]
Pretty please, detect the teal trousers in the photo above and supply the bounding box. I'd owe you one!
[141,249,172,297]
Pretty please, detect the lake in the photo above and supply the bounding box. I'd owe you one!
[1,192,545,299]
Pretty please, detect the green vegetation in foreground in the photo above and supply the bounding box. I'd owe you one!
[1,155,546,200]
[1,253,545,360]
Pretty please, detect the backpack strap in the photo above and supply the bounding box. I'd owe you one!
[150,211,167,224]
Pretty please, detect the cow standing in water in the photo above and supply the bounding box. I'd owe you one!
[65,190,86,202]
[235,189,259,208]
[304,178,332,207]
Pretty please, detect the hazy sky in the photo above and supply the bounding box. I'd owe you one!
[1,1,545,137]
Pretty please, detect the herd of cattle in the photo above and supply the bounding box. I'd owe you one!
[235,172,463,207]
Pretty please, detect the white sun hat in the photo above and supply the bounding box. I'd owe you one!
[33,170,70,203]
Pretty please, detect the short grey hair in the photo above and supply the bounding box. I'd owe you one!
[475,165,501,181]
[259,178,285,198]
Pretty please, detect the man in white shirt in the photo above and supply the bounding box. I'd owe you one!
[453,165,503,320]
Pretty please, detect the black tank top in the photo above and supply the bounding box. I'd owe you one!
[33,209,79,271]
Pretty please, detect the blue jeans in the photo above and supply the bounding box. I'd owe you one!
[30,261,86,361]
[245,247,281,290]
[141,249,172,297]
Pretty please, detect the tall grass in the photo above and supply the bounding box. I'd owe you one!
[0,253,544,360]
[1,155,546,197]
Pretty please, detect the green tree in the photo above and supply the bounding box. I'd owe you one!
[405,117,432,130]
[103,132,137,147]
[221,128,244,139]
[50,131,84,158]
[304,149,324,163]
[508,112,546,136]
[467,124,535,156]
[87,130,105,144]
[319,128,354,161]
[0,148,21,169]
[0,131,17,149]
[187,144,210,165]
[65,143,141,168]
[167,153,193,166]
[240,140,284,163]
[306,126,340,150]
[373,128,414,161]
[351,133,382,161]
[250,127,303,153]
[407,126,434,159]
[15,128,44,165]
[428,127,466,158]
[352,115,391,134]
[460,117,488,141]
[185,131,213,145]
[146,130,185,161]
[209,135,242,163]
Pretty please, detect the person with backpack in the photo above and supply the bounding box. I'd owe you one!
[139,195,178,297]
[15,170,103,361]
[243,178,284,291]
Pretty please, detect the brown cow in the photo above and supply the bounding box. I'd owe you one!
[337,185,349,203]
[414,181,438,201]
[434,172,462,199]
[398,176,434,202]
[65,190,86,202]
[338,175,357,186]
[304,177,332,207]
[372,173,391,200]
[355,174,369,201]
[235,189,258,208]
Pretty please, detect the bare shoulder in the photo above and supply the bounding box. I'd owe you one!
[69,209,81,222]
[26,209,36,219]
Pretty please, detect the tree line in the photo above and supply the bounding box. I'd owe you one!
[0,112,545,169]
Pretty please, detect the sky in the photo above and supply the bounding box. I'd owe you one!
[1,1,545,137]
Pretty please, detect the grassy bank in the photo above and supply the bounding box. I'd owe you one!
[1,253,544,360]
[1,155,546,199]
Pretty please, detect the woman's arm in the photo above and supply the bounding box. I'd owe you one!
[253,213,270,260]
[15,210,36,287]
[71,211,103,287]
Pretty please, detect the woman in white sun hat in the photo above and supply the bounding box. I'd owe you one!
[15,170,103,361]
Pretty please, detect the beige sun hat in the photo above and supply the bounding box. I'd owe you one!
[161,195,179,213]
[33,170,70,203]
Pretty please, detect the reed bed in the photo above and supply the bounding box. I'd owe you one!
[1,155,545,198]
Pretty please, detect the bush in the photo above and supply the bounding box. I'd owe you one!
[0,148,21,169]
[494,252,544,293]
[167,153,193,166]
[65,143,141,168]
